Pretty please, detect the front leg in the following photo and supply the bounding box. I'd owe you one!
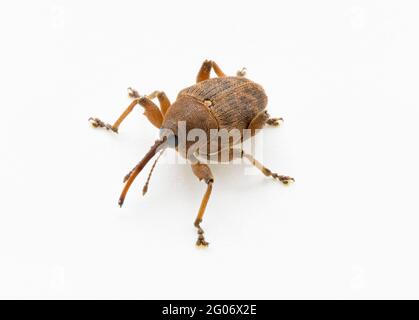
[191,163,214,247]
[128,87,171,116]
[89,89,166,132]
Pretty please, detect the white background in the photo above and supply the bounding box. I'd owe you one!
[0,0,418,299]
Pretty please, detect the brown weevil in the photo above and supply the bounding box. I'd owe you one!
[89,60,294,247]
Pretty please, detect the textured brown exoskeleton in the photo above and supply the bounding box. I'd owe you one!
[89,60,294,247]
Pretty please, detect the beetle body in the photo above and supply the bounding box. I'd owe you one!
[163,76,268,156]
[170,76,268,131]
[89,60,293,247]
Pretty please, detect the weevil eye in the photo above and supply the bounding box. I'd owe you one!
[167,134,178,148]
[159,128,178,148]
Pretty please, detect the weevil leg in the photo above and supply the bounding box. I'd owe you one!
[202,148,294,184]
[128,87,171,116]
[248,110,270,136]
[201,148,243,164]
[248,110,283,133]
[266,117,284,127]
[236,67,247,77]
[89,94,163,132]
[242,152,294,185]
[196,59,226,83]
[191,163,214,247]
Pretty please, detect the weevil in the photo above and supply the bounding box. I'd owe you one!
[89,60,294,246]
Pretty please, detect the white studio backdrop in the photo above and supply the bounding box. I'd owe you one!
[0,0,418,299]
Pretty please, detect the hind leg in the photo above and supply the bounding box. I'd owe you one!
[246,112,294,183]
[248,110,269,136]
[200,147,293,184]
[266,117,284,126]
[248,110,284,134]
[201,148,243,163]
[243,152,294,184]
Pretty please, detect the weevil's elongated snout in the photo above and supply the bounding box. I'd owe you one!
[118,137,167,207]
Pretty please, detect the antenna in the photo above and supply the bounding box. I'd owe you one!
[142,150,164,196]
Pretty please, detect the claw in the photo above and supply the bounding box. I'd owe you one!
[88,117,118,133]
[236,67,247,77]
[266,118,284,126]
[194,219,209,247]
[127,87,140,99]
[89,117,100,128]
[196,239,209,247]
[272,174,295,185]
